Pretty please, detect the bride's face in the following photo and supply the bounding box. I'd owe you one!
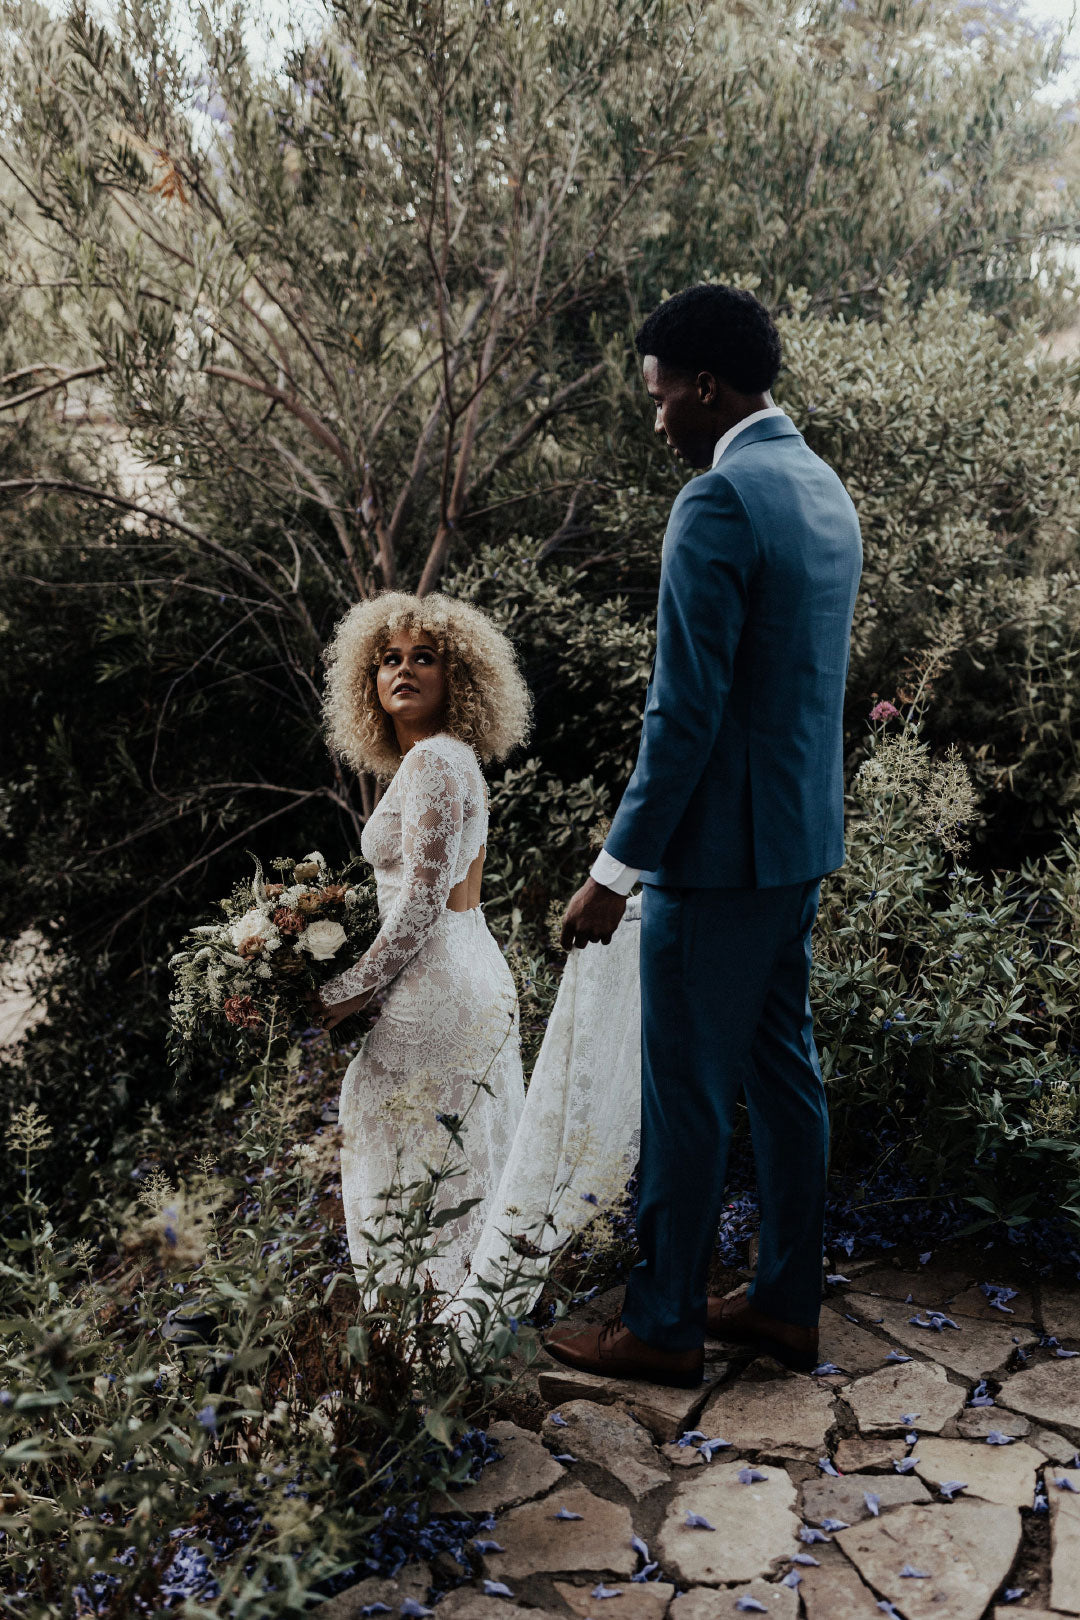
[376,626,449,734]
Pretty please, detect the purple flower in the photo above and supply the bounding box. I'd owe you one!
[196,1405,217,1435]
[870,700,900,723]
[684,1512,716,1530]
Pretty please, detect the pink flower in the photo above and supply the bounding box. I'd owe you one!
[870,700,900,723]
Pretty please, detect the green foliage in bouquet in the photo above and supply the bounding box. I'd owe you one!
[170,851,381,1066]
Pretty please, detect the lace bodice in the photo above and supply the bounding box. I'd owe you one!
[322,732,488,1006]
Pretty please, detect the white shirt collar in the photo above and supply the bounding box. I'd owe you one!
[712,402,789,468]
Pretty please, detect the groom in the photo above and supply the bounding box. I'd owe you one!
[551,283,862,1384]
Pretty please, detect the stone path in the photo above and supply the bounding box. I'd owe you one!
[324,1253,1080,1620]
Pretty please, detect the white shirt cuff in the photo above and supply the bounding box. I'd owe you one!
[589,848,641,896]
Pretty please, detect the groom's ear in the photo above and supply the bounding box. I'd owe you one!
[696,369,720,406]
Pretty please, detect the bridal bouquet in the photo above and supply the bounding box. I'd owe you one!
[169,851,380,1054]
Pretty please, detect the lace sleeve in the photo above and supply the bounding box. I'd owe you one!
[321,743,465,1006]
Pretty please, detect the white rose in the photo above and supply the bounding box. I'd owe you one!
[297,919,347,961]
[229,907,281,956]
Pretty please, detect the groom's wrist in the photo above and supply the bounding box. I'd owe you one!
[589,848,640,897]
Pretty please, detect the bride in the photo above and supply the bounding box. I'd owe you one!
[317,591,532,1294]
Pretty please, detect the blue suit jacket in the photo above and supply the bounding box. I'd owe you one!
[605,416,862,889]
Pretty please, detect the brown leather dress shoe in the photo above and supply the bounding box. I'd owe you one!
[705,1287,819,1374]
[545,1312,704,1389]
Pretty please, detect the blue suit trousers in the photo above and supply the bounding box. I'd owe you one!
[620,879,828,1351]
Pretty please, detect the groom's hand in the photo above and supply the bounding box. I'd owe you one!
[561,876,627,951]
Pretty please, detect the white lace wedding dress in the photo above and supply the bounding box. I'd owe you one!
[452,894,643,1327]
[321,732,525,1294]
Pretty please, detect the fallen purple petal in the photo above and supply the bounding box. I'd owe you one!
[738,1466,769,1484]
[400,1603,434,1619]
[818,1457,840,1476]
[734,1599,768,1614]
[631,1535,649,1561]
[821,1517,850,1531]
[985,1431,1015,1446]
[781,1571,801,1588]
[553,1453,579,1463]
[792,1552,821,1565]
[799,1525,831,1543]
[482,1582,514,1599]
[864,1491,881,1516]
[549,1412,568,1427]
[939,1480,968,1499]
[684,1512,716,1530]
[1053,1475,1080,1492]
[885,1350,911,1363]
[826,1274,850,1284]
[900,1564,931,1578]
[811,1361,843,1376]
[473,1540,504,1554]
[893,1456,918,1473]
[555,1507,584,1521]
[590,1585,622,1599]
[1002,1588,1026,1602]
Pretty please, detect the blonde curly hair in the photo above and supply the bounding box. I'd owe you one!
[322,591,533,779]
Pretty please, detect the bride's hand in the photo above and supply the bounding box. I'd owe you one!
[317,989,379,1031]
[561,876,627,950]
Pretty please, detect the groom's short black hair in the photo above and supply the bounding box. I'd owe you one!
[634,284,782,395]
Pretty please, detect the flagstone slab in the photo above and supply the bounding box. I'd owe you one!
[1049,1478,1080,1615]
[818,1307,893,1377]
[955,1407,1032,1441]
[438,1595,563,1620]
[698,1372,836,1457]
[492,1486,636,1579]
[849,1265,981,1306]
[844,1290,1036,1378]
[1032,1426,1080,1464]
[1041,1283,1080,1343]
[800,1472,931,1525]
[912,1437,1045,1506]
[319,1565,431,1620]
[796,1545,888,1619]
[947,1284,1036,1325]
[834,1501,1022,1620]
[541,1402,670,1501]
[656,1458,800,1586]
[554,1579,675,1620]
[435,1421,566,1515]
[669,1576,799,1619]
[833,1434,898,1472]
[997,1360,1080,1438]
[843,1357,966,1434]
[990,1611,1063,1620]
[537,1361,713,1445]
